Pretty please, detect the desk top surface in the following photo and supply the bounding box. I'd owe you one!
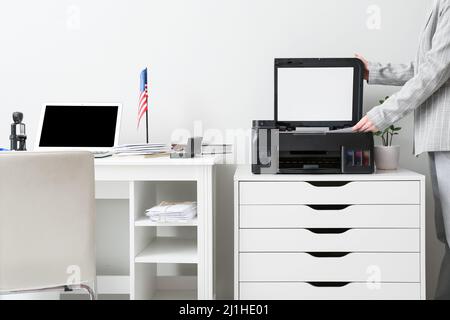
[234,165,425,181]
[95,154,220,166]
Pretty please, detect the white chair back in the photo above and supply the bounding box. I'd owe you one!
[0,152,96,293]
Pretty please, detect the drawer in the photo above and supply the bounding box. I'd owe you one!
[239,253,420,282]
[239,282,421,300]
[240,205,420,228]
[239,181,420,205]
[239,229,419,252]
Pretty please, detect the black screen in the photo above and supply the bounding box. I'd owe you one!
[39,105,118,147]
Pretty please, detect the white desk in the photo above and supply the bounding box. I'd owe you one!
[234,166,426,300]
[94,155,218,300]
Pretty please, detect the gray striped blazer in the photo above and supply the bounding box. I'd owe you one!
[367,0,450,155]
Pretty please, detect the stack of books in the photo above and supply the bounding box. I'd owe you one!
[112,143,170,156]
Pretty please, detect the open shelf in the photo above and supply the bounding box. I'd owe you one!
[135,237,198,264]
[153,290,197,300]
[97,275,130,295]
[135,216,198,227]
[129,180,209,299]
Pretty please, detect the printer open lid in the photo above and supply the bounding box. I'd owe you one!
[275,58,364,130]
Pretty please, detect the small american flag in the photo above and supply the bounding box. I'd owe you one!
[137,68,148,127]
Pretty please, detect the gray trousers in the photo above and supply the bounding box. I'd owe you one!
[429,152,450,300]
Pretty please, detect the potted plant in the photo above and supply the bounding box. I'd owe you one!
[374,96,402,170]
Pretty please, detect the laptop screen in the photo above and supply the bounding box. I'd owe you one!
[39,105,119,148]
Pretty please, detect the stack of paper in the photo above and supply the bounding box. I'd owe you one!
[112,143,170,156]
[145,201,197,223]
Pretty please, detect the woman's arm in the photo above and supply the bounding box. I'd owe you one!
[355,2,450,132]
[356,54,415,85]
[368,61,415,86]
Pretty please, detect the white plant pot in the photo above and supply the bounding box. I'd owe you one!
[374,145,400,170]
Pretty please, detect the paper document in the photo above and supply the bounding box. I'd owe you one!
[329,127,354,133]
[113,143,170,156]
[145,201,197,223]
[292,127,354,134]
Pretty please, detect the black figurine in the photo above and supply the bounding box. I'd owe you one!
[10,112,27,151]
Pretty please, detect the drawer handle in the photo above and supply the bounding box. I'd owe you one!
[307,228,350,234]
[306,181,351,187]
[307,252,351,258]
[307,205,351,211]
[307,282,351,288]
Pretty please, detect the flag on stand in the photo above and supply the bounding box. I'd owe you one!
[137,68,148,128]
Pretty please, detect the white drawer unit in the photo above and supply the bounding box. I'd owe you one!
[240,181,420,205]
[234,166,426,300]
[239,282,421,300]
[239,229,420,252]
[239,253,420,282]
[239,205,420,228]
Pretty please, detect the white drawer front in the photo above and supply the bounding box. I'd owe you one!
[239,181,420,205]
[240,205,420,228]
[239,253,419,282]
[239,282,421,300]
[239,229,419,252]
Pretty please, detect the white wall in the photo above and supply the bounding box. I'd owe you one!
[0,0,441,299]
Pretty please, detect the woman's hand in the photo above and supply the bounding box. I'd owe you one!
[355,53,369,81]
[352,115,379,132]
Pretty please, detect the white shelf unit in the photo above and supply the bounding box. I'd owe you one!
[94,156,216,300]
[95,184,131,298]
[135,237,198,264]
[130,181,200,300]
[135,217,198,227]
[152,290,197,300]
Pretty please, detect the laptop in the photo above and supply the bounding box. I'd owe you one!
[35,103,122,157]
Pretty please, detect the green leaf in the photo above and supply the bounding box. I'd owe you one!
[379,96,390,105]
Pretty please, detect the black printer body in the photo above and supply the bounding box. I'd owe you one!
[252,58,375,174]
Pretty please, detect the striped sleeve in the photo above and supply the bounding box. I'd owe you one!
[368,61,415,86]
[367,2,450,131]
